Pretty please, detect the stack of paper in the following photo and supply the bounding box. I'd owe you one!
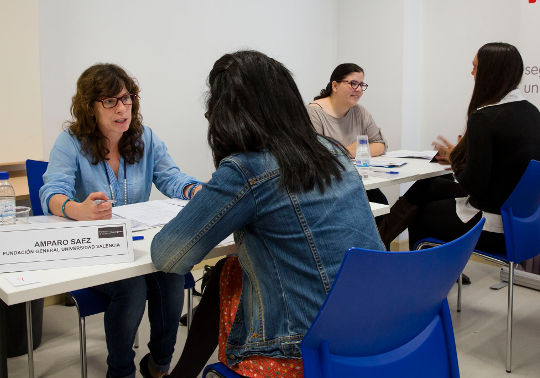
[112,199,189,231]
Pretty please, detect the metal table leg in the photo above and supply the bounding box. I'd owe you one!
[25,302,34,378]
[0,300,7,378]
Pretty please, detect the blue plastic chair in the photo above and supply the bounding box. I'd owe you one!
[25,159,195,377]
[415,159,540,373]
[202,218,485,378]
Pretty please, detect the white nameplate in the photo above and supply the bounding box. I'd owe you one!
[0,219,133,273]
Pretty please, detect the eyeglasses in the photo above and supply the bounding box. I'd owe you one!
[339,80,368,91]
[96,94,136,109]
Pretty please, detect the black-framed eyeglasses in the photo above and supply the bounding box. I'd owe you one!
[96,94,136,109]
[339,80,368,91]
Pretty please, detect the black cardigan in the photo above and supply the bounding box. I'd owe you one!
[456,100,540,214]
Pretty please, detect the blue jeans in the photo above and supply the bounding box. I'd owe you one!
[94,271,185,378]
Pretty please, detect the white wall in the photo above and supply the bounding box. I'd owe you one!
[1,0,43,164]
[419,0,521,149]
[9,1,540,180]
[337,0,404,153]
[39,0,338,182]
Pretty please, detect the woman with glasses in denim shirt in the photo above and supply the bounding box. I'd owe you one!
[151,50,384,377]
[40,64,202,378]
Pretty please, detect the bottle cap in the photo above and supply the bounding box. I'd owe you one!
[0,171,9,180]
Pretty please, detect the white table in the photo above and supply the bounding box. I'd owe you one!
[362,157,451,190]
[0,225,236,378]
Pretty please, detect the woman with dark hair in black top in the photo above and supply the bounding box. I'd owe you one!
[378,42,540,255]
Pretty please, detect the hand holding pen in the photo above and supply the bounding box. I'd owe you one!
[73,192,114,220]
[93,199,116,205]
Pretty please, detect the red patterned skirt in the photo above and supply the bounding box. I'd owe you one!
[217,257,304,377]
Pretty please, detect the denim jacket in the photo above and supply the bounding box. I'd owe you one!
[151,138,384,365]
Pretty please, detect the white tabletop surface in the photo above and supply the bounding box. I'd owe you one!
[361,158,451,190]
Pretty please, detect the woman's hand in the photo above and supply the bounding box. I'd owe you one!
[64,192,113,220]
[191,184,203,197]
[50,192,113,221]
[183,183,203,199]
[432,135,457,164]
[78,192,114,220]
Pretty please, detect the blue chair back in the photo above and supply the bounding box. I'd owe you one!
[501,160,540,263]
[25,159,48,216]
[301,218,485,378]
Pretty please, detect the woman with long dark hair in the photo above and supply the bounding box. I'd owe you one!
[151,50,384,377]
[380,42,540,254]
[40,64,202,378]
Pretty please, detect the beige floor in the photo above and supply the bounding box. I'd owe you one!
[6,261,540,378]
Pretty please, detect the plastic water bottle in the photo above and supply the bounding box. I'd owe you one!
[355,135,371,178]
[0,171,16,225]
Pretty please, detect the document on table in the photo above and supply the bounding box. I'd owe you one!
[369,157,408,168]
[112,199,189,231]
[384,150,438,160]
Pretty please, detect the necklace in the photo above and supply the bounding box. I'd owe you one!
[102,160,127,206]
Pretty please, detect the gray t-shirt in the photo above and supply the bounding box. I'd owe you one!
[307,103,387,150]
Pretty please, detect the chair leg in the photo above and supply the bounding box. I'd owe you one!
[457,274,462,312]
[78,316,87,378]
[186,287,193,331]
[506,262,515,373]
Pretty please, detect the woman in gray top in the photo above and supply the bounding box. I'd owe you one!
[308,63,388,207]
[307,63,387,158]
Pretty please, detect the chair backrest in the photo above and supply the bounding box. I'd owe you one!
[500,160,540,263]
[25,159,48,216]
[301,218,485,378]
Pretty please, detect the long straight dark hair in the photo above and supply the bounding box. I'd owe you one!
[314,63,363,100]
[206,50,346,193]
[450,43,523,172]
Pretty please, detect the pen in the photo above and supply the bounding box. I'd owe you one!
[372,170,400,174]
[93,199,116,205]
[132,236,144,241]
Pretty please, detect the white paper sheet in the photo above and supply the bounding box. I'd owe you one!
[369,157,408,168]
[112,199,189,230]
[384,150,437,160]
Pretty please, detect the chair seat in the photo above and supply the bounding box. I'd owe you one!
[415,160,540,373]
[69,289,110,318]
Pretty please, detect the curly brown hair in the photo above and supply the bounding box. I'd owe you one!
[67,63,144,164]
